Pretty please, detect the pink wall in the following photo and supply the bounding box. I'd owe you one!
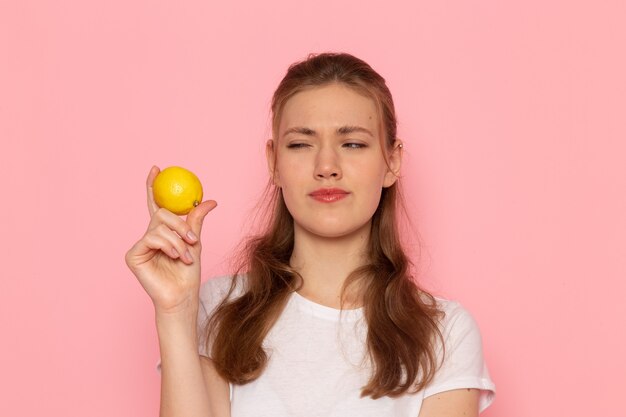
[1,0,624,416]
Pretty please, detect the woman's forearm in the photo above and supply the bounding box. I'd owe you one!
[156,307,211,417]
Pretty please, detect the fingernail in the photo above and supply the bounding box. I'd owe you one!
[185,250,193,262]
[187,231,198,241]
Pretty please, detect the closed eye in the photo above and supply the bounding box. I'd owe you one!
[344,143,367,149]
[287,142,367,149]
[286,143,309,149]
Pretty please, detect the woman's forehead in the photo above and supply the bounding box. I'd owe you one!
[278,85,379,135]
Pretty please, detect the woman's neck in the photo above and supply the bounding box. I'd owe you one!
[289,221,370,309]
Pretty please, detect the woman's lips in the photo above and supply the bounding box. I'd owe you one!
[309,187,350,203]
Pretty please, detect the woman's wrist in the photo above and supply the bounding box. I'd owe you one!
[155,302,199,336]
[154,294,199,317]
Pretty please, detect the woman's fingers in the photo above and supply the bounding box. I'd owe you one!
[185,199,218,239]
[149,207,201,245]
[146,165,160,216]
[143,228,194,264]
[144,165,218,259]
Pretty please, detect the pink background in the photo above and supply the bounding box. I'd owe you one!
[1,0,624,416]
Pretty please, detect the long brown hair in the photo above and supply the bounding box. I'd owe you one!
[203,52,446,399]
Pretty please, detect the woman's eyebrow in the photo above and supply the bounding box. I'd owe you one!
[282,126,315,137]
[282,125,374,138]
[337,125,374,137]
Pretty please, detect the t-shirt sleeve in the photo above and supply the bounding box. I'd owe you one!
[155,274,239,373]
[422,300,496,413]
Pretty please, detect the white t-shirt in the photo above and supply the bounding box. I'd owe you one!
[157,274,496,416]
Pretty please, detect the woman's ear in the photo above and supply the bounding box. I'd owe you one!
[383,139,403,188]
[266,139,281,187]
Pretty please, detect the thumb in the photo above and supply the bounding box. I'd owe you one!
[187,200,218,238]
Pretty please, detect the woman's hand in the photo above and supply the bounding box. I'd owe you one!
[125,166,218,315]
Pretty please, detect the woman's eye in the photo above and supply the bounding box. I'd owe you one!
[287,143,309,149]
[344,143,366,149]
[286,143,366,149]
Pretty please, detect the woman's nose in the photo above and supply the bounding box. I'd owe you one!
[314,147,342,179]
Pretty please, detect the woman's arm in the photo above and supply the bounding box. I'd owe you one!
[157,307,229,417]
[418,388,481,417]
[199,356,231,417]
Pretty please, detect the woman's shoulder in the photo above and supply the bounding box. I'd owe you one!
[425,294,486,351]
[421,291,478,330]
[432,294,463,314]
[422,294,496,411]
[418,290,463,314]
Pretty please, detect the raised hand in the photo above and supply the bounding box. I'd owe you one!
[125,165,218,314]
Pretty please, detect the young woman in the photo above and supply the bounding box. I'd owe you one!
[126,52,496,417]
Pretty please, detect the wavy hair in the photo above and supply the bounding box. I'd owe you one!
[203,52,445,399]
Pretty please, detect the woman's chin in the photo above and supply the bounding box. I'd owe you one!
[297,221,370,239]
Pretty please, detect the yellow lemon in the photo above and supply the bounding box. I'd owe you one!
[153,166,203,215]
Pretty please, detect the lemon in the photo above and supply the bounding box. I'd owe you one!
[153,166,203,215]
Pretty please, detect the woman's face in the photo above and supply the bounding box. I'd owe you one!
[266,82,402,239]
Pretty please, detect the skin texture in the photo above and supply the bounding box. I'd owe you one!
[272,83,398,239]
[418,388,481,417]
